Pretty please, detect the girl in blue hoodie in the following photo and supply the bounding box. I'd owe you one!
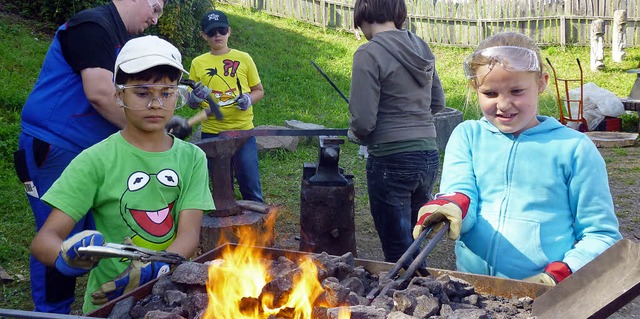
[413,31,622,285]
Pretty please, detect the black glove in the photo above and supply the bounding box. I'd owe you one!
[187,82,212,110]
[165,115,192,140]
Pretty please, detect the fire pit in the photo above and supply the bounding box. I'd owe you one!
[87,243,551,319]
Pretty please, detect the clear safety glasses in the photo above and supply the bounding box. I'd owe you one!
[147,0,163,19]
[116,84,189,110]
[463,46,541,83]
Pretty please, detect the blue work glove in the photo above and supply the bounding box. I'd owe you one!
[165,115,192,140]
[91,259,170,305]
[236,94,252,111]
[54,230,105,277]
[187,81,212,109]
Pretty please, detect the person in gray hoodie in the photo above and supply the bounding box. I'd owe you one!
[348,0,446,263]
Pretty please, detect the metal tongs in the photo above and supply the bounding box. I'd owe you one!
[77,243,186,264]
[366,221,450,304]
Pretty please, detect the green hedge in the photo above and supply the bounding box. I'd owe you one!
[1,0,213,56]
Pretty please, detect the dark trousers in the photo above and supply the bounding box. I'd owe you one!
[366,150,440,263]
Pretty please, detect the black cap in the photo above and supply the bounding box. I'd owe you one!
[201,10,229,34]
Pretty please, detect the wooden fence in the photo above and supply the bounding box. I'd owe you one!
[220,0,640,47]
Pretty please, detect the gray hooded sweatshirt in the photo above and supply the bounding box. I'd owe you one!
[349,29,445,148]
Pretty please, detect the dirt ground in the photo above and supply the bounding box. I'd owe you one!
[273,144,640,318]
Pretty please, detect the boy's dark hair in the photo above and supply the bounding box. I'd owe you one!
[114,65,182,85]
[353,0,407,30]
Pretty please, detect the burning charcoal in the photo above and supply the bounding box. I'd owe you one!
[320,277,350,307]
[370,294,394,312]
[386,311,414,319]
[344,291,361,306]
[108,295,135,319]
[274,306,296,319]
[259,276,293,309]
[440,303,454,316]
[408,276,450,305]
[462,294,480,306]
[333,261,355,280]
[238,296,260,316]
[450,301,479,311]
[171,262,208,285]
[392,290,417,313]
[412,294,440,318]
[517,296,534,310]
[340,276,365,296]
[436,274,476,300]
[447,308,489,319]
[312,252,355,280]
[270,256,296,278]
[164,290,186,308]
[181,292,207,319]
[326,305,387,319]
[130,294,167,319]
[153,275,183,296]
[143,309,185,319]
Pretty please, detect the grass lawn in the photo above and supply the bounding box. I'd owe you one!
[1,2,639,314]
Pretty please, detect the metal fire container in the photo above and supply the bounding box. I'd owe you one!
[299,137,357,257]
[86,244,552,318]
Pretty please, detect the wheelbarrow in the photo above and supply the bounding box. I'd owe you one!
[547,58,589,132]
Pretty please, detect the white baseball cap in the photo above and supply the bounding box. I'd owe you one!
[114,35,188,80]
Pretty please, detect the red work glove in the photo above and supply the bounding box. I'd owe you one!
[412,192,470,240]
[524,261,572,286]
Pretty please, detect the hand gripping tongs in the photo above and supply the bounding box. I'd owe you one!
[366,221,450,305]
[77,243,186,265]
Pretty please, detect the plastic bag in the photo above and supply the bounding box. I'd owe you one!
[565,82,624,131]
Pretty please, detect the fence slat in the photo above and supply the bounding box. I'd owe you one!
[220,0,640,47]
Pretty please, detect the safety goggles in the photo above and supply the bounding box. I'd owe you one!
[147,0,163,19]
[463,46,541,81]
[206,27,229,37]
[116,84,189,110]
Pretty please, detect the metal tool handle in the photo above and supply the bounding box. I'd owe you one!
[365,221,450,303]
[179,79,223,120]
[399,221,450,282]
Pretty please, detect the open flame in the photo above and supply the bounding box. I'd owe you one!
[202,210,350,319]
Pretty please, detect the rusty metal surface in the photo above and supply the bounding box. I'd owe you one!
[532,239,640,319]
[88,244,553,318]
[194,137,250,217]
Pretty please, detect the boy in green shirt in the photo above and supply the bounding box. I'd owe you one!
[31,35,215,313]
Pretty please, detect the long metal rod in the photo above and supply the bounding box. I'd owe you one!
[0,308,92,319]
[310,60,350,104]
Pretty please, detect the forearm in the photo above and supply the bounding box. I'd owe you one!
[247,83,264,105]
[30,209,77,266]
[168,210,204,259]
[81,67,127,129]
[31,229,63,266]
[89,94,127,129]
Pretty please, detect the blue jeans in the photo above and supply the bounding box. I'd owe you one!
[201,133,264,202]
[16,133,95,314]
[366,150,440,263]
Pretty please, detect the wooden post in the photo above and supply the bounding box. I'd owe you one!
[612,10,627,63]
[590,19,605,71]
